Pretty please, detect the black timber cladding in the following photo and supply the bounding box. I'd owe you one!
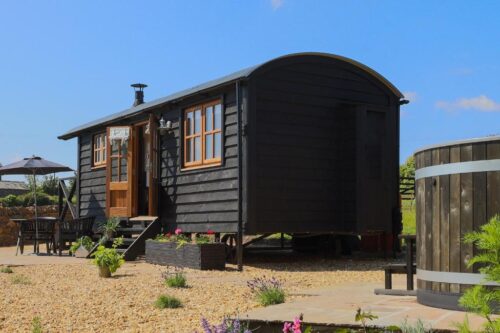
[78,133,106,221]
[159,88,240,233]
[246,55,400,234]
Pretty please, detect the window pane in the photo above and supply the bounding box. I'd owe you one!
[214,104,222,129]
[121,141,128,156]
[205,134,213,159]
[194,110,201,134]
[111,140,119,155]
[205,106,213,131]
[186,112,194,135]
[214,133,222,158]
[186,138,193,162]
[111,158,118,182]
[194,136,201,161]
[120,157,127,181]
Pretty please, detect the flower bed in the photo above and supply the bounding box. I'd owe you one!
[145,240,226,270]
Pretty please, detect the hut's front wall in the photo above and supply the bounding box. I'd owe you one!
[79,133,107,221]
[159,87,240,233]
[246,56,400,234]
[415,139,500,309]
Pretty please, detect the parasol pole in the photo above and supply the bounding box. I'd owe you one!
[33,171,39,254]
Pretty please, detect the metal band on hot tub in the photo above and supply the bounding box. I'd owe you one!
[415,159,500,180]
[417,269,500,286]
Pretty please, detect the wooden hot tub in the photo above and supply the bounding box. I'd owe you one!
[414,135,500,310]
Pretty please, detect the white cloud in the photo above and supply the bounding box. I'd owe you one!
[436,95,500,112]
[270,0,284,10]
[403,91,418,103]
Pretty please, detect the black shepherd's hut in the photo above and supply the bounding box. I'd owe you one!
[59,53,405,265]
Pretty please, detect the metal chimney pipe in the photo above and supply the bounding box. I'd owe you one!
[131,83,148,106]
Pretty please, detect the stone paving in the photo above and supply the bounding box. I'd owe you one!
[243,276,495,332]
[0,245,86,265]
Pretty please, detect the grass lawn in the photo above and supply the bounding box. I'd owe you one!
[402,200,416,235]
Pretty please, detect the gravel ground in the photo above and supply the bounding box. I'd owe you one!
[0,255,385,333]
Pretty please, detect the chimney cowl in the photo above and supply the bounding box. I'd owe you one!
[131,83,147,107]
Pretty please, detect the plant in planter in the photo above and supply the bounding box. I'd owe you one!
[69,236,94,257]
[90,237,124,278]
[99,217,120,239]
[146,229,226,270]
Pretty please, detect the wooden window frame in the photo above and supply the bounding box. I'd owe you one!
[92,132,107,168]
[182,99,223,170]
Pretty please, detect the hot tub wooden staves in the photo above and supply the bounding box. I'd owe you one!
[414,136,500,310]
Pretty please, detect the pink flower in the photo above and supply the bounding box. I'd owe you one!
[174,228,182,235]
[282,322,292,333]
[292,317,301,333]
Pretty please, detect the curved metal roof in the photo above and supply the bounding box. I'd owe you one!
[59,52,403,140]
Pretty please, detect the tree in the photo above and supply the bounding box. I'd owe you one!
[400,156,415,178]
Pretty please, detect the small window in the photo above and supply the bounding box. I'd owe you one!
[183,100,222,169]
[93,133,107,167]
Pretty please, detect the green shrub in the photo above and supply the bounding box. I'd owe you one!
[0,194,22,207]
[0,266,13,274]
[165,272,187,288]
[247,276,286,306]
[154,295,182,309]
[31,316,43,333]
[10,274,31,285]
[69,236,94,254]
[458,215,500,333]
[18,192,56,207]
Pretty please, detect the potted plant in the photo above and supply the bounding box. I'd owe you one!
[69,236,94,258]
[90,237,124,278]
[99,217,120,239]
[146,229,226,270]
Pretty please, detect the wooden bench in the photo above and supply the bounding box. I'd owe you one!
[374,234,417,296]
[384,263,416,289]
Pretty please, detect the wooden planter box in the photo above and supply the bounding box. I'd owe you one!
[145,240,226,270]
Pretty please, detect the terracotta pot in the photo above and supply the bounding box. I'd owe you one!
[98,266,111,278]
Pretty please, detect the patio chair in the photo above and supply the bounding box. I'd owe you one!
[16,219,56,255]
[57,216,96,256]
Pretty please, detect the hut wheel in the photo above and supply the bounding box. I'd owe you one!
[221,234,237,262]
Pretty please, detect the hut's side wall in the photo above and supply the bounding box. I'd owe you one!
[247,56,399,234]
[78,133,107,221]
[415,139,500,310]
[159,87,240,233]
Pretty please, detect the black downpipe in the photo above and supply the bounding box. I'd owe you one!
[236,81,243,271]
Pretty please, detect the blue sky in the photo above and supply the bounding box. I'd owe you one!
[0,0,499,180]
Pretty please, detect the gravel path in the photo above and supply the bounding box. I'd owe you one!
[0,256,385,332]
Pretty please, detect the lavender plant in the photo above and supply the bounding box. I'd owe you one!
[161,266,187,288]
[199,317,251,333]
[247,276,286,306]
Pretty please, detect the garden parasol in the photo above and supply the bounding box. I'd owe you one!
[0,156,72,253]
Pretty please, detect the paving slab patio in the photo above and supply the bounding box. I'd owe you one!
[242,276,496,332]
[0,245,86,265]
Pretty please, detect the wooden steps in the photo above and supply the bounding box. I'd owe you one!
[89,216,161,261]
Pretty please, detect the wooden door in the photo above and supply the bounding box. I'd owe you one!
[148,114,158,216]
[106,126,136,217]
